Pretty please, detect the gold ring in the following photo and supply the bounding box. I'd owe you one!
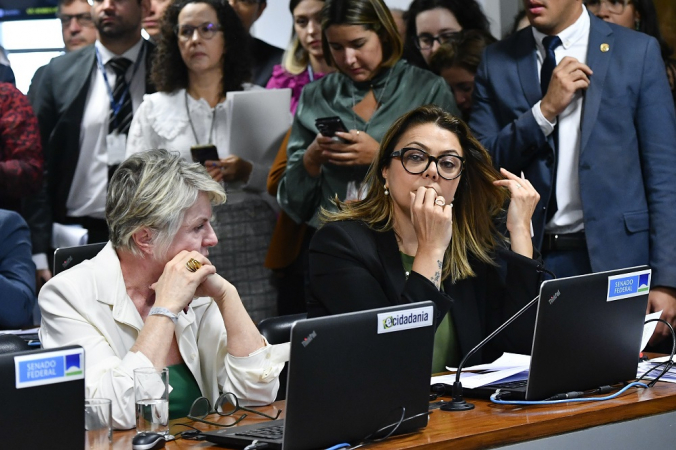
[186,258,202,273]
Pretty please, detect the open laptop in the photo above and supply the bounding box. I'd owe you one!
[465,266,651,400]
[53,242,106,275]
[0,345,85,449]
[204,301,436,450]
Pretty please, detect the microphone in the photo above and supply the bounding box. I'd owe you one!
[440,266,555,412]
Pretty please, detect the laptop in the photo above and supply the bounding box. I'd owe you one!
[204,301,436,450]
[0,346,85,449]
[465,266,651,400]
[53,242,106,275]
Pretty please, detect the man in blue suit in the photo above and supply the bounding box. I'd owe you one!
[469,0,676,344]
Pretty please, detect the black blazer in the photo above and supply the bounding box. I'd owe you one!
[308,220,543,364]
[25,41,156,254]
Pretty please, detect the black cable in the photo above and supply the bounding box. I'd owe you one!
[637,318,676,386]
[349,410,432,449]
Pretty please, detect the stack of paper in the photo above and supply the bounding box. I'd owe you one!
[637,356,676,383]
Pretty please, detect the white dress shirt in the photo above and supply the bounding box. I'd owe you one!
[531,7,590,234]
[67,39,147,219]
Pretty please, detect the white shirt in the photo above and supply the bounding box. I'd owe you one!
[66,39,147,219]
[531,7,590,234]
[126,87,278,208]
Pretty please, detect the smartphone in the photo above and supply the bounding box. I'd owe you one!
[315,116,349,140]
[190,144,219,166]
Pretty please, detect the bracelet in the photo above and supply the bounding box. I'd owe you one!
[148,306,178,324]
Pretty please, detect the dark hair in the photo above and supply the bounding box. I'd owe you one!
[403,0,491,69]
[324,105,507,281]
[508,9,528,37]
[632,0,673,60]
[428,29,496,75]
[151,0,252,95]
[321,0,403,70]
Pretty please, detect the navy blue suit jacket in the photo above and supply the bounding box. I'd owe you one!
[0,209,35,328]
[469,13,676,288]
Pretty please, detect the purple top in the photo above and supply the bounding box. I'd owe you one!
[266,65,326,114]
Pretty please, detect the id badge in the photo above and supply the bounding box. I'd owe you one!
[106,132,127,165]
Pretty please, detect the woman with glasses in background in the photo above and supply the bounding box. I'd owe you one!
[428,29,496,121]
[308,106,544,369]
[585,0,676,104]
[127,0,279,323]
[403,0,492,69]
[278,0,457,238]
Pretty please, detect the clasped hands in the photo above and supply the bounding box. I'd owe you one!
[205,156,253,183]
[150,250,233,315]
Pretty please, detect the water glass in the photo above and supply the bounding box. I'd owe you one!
[85,398,112,449]
[134,367,169,435]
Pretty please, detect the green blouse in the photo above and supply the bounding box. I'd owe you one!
[278,60,458,228]
[168,363,202,419]
[400,253,460,373]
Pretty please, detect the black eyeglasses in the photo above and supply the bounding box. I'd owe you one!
[390,148,464,180]
[188,393,281,427]
[57,13,94,27]
[585,0,630,15]
[414,31,462,50]
[175,22,223,41]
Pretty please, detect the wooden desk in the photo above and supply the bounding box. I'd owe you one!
[111,383,676,449]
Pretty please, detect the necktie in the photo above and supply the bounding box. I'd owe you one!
[541,36,562,222]
[107,57,133,135]
[541,36,562,96]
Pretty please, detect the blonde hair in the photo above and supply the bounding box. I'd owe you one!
[321,0,403,70]
[323,105,508,282]
[107,149,226,259]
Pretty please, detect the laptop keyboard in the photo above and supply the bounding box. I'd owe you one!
[233,424,284,440]
[488,380,527,390]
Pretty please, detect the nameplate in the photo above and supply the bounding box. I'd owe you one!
[14,347,85,389]
[607,269,651,301]
[378,306,434,334]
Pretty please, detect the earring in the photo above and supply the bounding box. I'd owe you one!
[384,184,389,195]
[635,19,641,31]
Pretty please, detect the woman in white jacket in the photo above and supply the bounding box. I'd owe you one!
[39,149,288,429]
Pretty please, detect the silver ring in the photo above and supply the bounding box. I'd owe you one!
[515,183,523,189]
[435,198,445,206]
[356,131,360,137]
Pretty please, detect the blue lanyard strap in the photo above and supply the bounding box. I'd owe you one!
[307,64,314,83]
[95,42,145,124]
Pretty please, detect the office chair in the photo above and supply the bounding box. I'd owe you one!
[0,334,32,354]
[257,313,307,400]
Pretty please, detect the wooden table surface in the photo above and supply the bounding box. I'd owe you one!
[110,380,676,449]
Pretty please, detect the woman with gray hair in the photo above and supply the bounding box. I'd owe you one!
[38,149,288,430]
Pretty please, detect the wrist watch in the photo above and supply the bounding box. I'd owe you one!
[148,306,178,324]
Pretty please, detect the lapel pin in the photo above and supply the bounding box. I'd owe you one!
[600,43,610,52]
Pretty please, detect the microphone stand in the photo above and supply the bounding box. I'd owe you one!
[441,294,541,411]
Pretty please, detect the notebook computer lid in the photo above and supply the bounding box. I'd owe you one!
[204,301,436,449]
[0,345,85,449]
[525,266,651,400]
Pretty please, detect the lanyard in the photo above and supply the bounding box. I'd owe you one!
[185,90,217,146]
[307,64,315,83]
[95,43,145,126]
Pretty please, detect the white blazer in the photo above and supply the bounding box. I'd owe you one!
[39,243,289,429]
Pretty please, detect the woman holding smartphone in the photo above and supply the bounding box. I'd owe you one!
[126,0,278,322]
[278,0,458,232]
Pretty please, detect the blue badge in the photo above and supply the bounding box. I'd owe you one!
[14,348,84,389]
[607,269,651,302]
